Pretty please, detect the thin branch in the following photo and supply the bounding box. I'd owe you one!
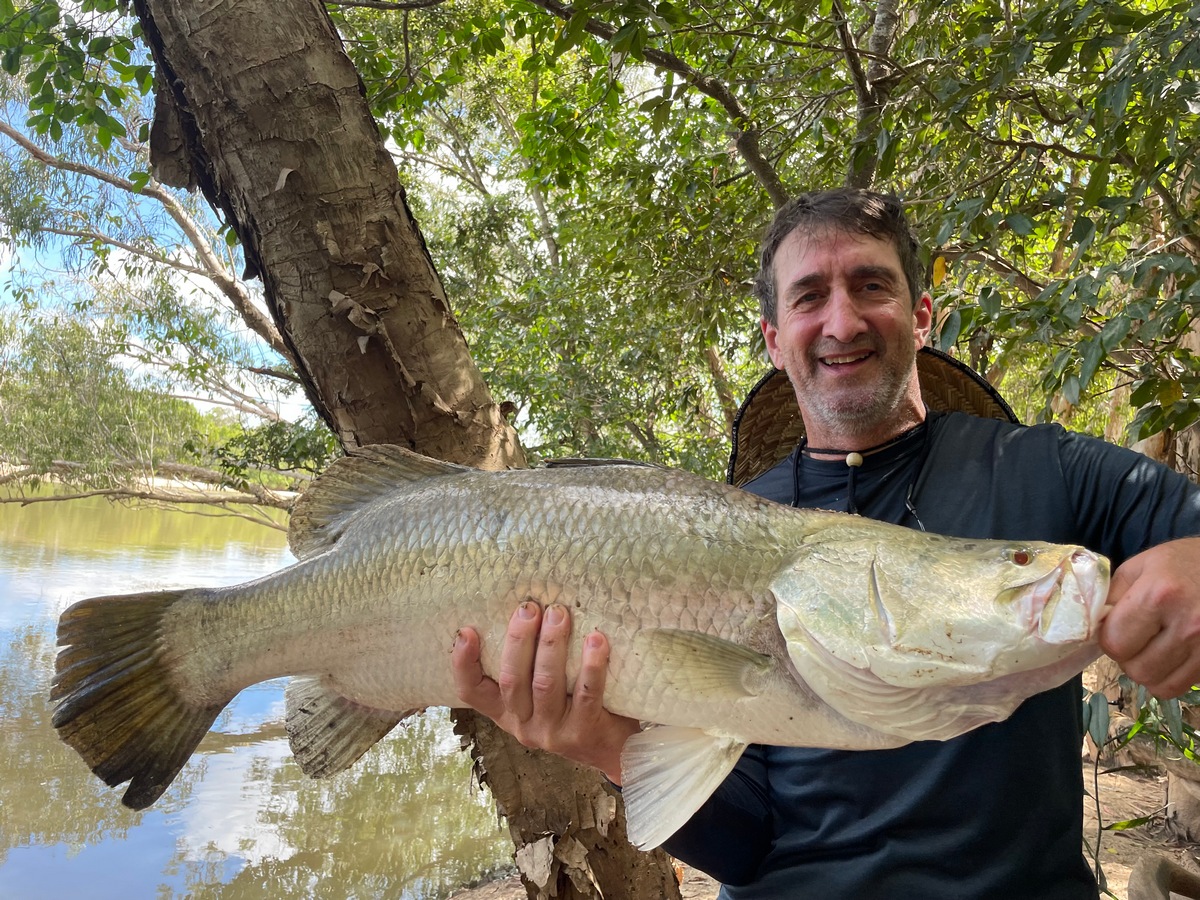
[30,224,215,281]
[939,245,1045,299]
[0,120,293,362]
[247,365,303,384]
[493,98,561,271]
[0,487,290,529]
[1115,150,1200,261]
[325,0,447,9]
[832,0,871,110]
[522,0,789,207]
[0,458,297,511]
[949,119,1107,162]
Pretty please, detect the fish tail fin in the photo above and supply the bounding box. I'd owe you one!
[51,589,229,810]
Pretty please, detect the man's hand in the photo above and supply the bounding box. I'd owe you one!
[1099,536,1200,699]
[451,601,641,784]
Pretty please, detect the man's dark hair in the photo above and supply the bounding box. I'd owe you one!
[754,189,925,324]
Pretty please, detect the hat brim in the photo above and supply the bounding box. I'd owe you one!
[726,346,1018,486]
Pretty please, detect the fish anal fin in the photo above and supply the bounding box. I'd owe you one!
[633,628,773,699]
[51,589,230,810]
[289,445,469,559]
[285,676,409,778]
[620,726,746,850]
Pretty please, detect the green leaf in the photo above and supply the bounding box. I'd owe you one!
[1061,374,1082,407]
[1102,815,1154,832]
[1079,338,1104,389]
[1005,213,1034,236]
[1163,697,1184,744]
[938,309,962,351]
[978,286,1002,319]
[1045,40,1074,75]
[1069,215,1096,248]
[1087,692,1110,749]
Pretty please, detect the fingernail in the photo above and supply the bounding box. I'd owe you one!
[453,630,465,649]
[586,631,604,650]
[546,604,566,626]
[518,601,538,620]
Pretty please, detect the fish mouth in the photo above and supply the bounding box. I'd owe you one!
[1014,550,1110,644]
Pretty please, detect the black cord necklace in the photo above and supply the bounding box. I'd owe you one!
[790,418,931,524]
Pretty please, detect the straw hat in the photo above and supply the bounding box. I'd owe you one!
[726,346,1018,487]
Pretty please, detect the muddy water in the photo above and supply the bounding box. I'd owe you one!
[0,496,511,899]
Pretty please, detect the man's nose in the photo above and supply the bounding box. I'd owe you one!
[823,288,867,342]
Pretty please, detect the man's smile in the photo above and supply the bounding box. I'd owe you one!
[819,350,874,367]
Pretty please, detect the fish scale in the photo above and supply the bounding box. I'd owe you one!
[51,444,1108,850]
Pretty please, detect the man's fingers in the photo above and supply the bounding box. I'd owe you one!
[573,630,610,718]
[530,604,572,722]
[1098,597,1161,665]
[1115,627,1198,699]
[451,627,503,716]
[497,600,543,722]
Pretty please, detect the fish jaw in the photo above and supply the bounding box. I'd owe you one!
[1013,549,1109,645]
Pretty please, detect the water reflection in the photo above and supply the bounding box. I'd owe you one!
[0,497,512,899]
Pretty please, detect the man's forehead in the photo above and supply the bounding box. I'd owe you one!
[775,227,903,284]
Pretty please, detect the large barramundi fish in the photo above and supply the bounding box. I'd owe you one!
[52,446,1109,849]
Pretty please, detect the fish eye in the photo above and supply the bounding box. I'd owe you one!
[1006,548,1034,566]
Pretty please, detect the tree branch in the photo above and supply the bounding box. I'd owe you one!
[0,458,296,519]
[0,486,290,529]
[838,0,903,189]
[938,245,1045,299]
[522,0,790,207]
[0,120,293,363]
[326,0,446,8]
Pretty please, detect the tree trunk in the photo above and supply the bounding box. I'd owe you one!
[130,1,682,896]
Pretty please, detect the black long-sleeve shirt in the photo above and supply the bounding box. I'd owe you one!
[663,410,1200,899]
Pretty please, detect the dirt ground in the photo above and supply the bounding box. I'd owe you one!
[449,763,1200,900]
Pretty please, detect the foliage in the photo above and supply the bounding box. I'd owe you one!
[0,310,206,482]
[202,416,340,488]
[340,0,1200,453]
[0,0,149,151]
[0,9,311,509]
[4,0,1200,483]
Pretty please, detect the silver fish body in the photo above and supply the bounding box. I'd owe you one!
[52,446,1109,849]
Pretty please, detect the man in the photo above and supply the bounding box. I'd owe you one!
[452,189,1200,898]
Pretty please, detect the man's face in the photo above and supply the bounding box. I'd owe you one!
[762,228,932,445]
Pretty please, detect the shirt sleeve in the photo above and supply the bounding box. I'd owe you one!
[1056,428,1200,567]
[659,744,773,886]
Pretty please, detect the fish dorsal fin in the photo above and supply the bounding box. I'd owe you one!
[288,444,469,559]
[621,726,746,849]
[543,457,665,469]
[632,628,774,699]
[284,675,411,777]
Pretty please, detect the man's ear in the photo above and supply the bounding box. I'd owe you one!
[762,318,783,369]
[914,293,933,347]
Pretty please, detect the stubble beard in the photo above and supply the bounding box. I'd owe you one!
[792,336,919,441]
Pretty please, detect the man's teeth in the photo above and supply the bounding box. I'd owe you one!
[822,352,871,365]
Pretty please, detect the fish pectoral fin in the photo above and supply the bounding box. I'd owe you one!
[620,726,746,850]
[633,629,773,699]
[285,676,411,778]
